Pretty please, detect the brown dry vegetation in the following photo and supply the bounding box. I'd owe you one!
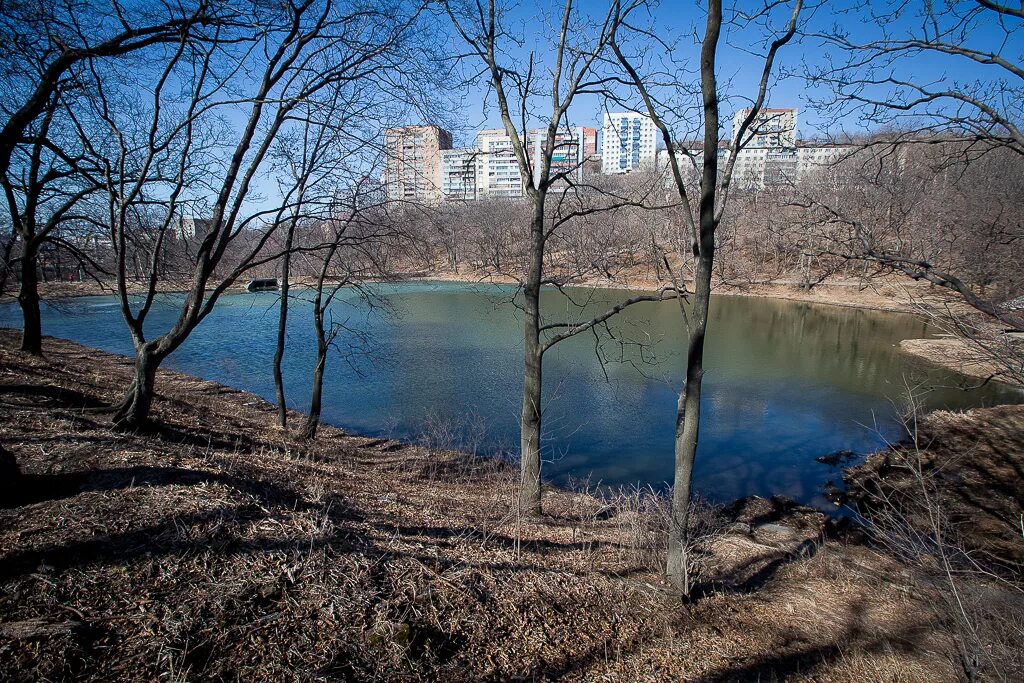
[0,330,966,681]
[845,405,1024,572]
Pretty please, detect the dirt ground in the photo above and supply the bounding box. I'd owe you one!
[0,330,976,681]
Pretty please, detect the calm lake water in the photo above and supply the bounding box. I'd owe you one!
[3,282,1020,508]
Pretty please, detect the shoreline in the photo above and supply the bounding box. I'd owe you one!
[21,269,927,314]
[12,269,1017,393]
[0,331,981,680]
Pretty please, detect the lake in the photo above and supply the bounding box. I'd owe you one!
[3,282,1020,509]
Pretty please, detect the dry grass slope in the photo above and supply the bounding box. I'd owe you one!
[0,329,959,681]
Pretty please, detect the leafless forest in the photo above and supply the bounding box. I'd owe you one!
[1,0,1022,680]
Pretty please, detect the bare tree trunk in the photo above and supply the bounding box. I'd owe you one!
[519,206,545,517]
[273,228,294,430]
[18,247,43,355]
[300,321,327,440]
[666,0,721,592]
[667,254,712,589]
[112,343,161,429]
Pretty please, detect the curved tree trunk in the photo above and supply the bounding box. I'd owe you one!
[112,343,162,430]
[18,249,42,355]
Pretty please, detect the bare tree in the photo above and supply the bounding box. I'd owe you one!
[444,0,679,517]
[780,141,1023,315]
[0,0,217,354]
[805,0,1024,157]
[71,0,424,429]
[299,189,396,440]
[610,0,803,592]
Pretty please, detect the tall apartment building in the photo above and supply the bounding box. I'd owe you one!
[526,127,595,189]
[732,107,797,149]
[581,127,598,158]
[474,129,526,198]
[383,125,452,204]
[602,112,657,173]
[440,148,478,200]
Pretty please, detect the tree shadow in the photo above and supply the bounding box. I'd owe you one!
[693,598,936,682]
[2,465,317,511]
[0,383,107,410]
[379,523,627,555]
[0,492,367,582]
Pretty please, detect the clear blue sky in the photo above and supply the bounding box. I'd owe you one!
[435,0,1023,146]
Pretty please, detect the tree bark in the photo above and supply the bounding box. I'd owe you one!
[112,343,161,430]
[274,229,294,430]
[519,203,545,517]
[17,248,43,355]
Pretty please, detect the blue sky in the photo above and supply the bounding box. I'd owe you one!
[435,0,1023,146]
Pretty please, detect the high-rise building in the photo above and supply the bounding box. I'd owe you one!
[527,127,594,189]
[475,129,526,198]
[732,107,797,149]
[383,125,452,204]
[581,127,598,158]
[176,216,212,241]
[601,112,657,174]
[440,148,479,200]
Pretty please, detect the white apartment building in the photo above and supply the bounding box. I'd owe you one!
[730,145,853,190]
[526,126,595,189]
[796,144,851,177]
[474,129,526,198]
[732,107,798,149]
[440,148,478,200]
[657,142,852,191]
[601,112,658,174]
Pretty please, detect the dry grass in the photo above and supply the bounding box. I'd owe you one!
[0,329,961,681]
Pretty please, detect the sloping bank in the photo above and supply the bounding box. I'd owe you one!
[0,330,978,681]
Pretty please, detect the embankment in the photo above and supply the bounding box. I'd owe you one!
[0,330,963,681]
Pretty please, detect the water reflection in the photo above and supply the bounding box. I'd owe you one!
[2,282,1019,508]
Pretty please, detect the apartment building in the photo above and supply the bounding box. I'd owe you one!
[796,144,851,177]
[581,127,598,158]
[657,140,852,191]
[383,125,452,204]
[474,129,526,198]
[601,112,657,173]
[526,127,596,189]
[440,148,479,200]
[176,217,213,241]
[732,107,798,149]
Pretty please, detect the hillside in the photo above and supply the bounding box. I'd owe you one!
[0,330,968,681]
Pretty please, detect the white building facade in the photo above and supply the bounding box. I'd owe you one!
[474,129,526,198]
[601,112,657,174]
[440,148,478,200]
